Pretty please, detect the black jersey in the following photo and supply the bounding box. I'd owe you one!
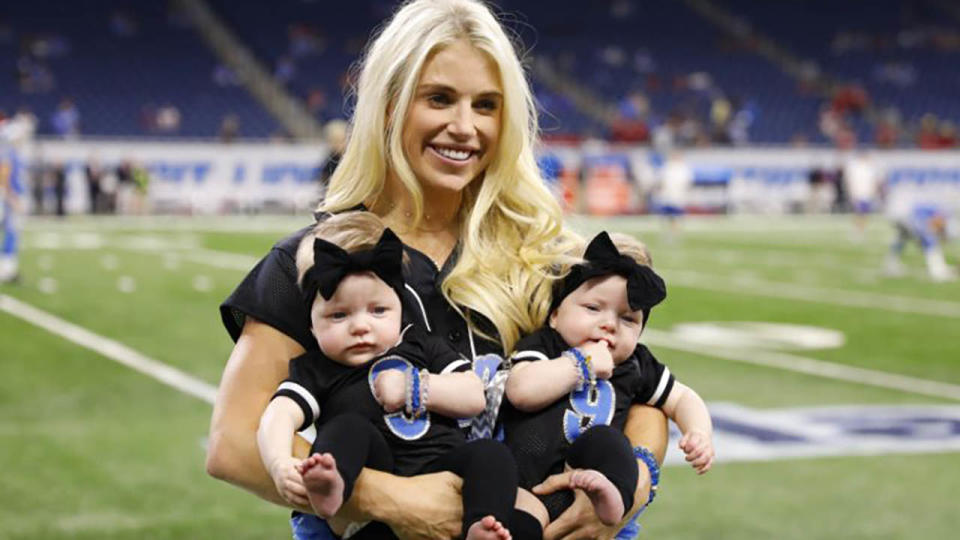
[501,327,675,489]
[220,217,502,358]
[273,326,473,476]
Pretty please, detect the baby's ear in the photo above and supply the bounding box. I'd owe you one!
[548,309,558,329]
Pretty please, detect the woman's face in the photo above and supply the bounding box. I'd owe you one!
[401,40,503,195]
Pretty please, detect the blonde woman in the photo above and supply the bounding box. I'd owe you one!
[207,1,668,538]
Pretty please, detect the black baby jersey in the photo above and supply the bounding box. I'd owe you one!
[273,326,473,476]
[501,327,675,489]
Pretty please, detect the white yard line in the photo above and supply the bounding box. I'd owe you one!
[0,294,217,404]
[663,269,960,318]
[643,328,960,402]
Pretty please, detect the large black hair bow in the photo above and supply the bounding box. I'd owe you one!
[550,231,666,317]
[301,228,405,305]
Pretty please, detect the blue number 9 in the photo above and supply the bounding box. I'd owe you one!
[563,380,615,443]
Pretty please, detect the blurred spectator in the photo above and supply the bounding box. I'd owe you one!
[651,114,677,152]
[155,104,181,133]
[219,114,240,143]
[872,61,916,87]
[873,108,901,148]
[116,160,149,214]
[819,104,843,140]
[16,54,55,94]
[831,83,870,116]
[140,103,158,132]
[806,162,837,213]
[51,98,79,137]
[85,158,104,214]
[306,88,328,118]
[51,161,67,217]
[937,121,958,148]
[24,33,71,58]
[213,64,241,87]
[288,23,324,57]
[655,150,693,240]
[728,101,754,146]
[916,114,940,149]
[610,93,649,143]
[274,55,296,84]
[843,151,882,239]
[710,96,733,145]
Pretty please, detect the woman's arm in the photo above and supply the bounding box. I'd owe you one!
[538,404,668,540]
[206,317,310,508]
[333,469,465,538]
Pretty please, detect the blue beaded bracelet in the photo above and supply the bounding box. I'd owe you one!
[565,347,594,390]
[633,445,660,507]
[405,368,421,416]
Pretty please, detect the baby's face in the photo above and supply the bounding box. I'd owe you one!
[310,272,402,366]
[549,274,644,364]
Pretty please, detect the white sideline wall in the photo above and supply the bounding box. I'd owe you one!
[19,140,960,215]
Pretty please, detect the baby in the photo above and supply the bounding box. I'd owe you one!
[503,231,715,528]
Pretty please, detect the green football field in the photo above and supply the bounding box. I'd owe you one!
[2,214,958,539]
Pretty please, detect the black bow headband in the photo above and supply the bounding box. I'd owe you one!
[301,228,405,306]
[550,232,666,323]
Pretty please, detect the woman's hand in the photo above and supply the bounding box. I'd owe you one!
[383,471,465,539]
[534,467,652,540]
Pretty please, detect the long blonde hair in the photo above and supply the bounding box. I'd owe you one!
[320,0,577,351]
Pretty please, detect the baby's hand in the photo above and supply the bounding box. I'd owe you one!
[374,369,406,413]
[578,341,614,380]
[678,429,715,475]
[269,456,308,506]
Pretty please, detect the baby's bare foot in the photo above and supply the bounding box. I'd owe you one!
[300,453,344,518]
[570,469,624,526]
[465,515,511,540]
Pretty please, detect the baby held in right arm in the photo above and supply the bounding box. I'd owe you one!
[503,231,716,528]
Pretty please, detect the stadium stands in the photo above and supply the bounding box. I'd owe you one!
[1,0,957,146]
[0,0,279,138]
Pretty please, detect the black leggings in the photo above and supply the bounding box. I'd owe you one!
[311,413,542,539]
[539,424,638,522]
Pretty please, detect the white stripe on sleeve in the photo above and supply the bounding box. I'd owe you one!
[511,350,550,363]
[277,381,320,420]
[441,359,472,374]
[646,366,672,406]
